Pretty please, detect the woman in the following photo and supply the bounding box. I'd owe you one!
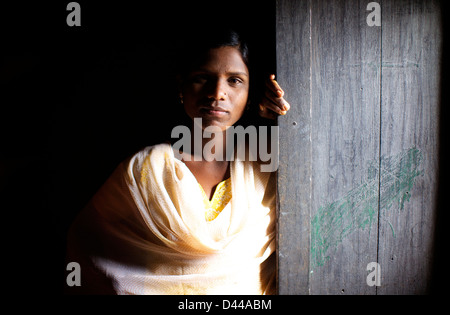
[66,29,290,295]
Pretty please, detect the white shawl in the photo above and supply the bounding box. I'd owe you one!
[66,143,276,295]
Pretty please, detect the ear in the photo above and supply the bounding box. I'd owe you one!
[176,74,183,93]
[246,99,251,110]
[176,74,184,103]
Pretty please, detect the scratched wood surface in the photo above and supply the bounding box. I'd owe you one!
[276,0,441,294]
[308,0,381,295]
[276,0,312,295]
[376,0,441,294]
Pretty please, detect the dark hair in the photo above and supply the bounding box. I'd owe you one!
[176,27,250,79]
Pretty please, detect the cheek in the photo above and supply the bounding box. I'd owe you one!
[181,87,200,112]
[231,90,249,114]
[182,84,200,101]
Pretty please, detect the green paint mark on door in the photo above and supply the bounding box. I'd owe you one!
[311,147,423,269]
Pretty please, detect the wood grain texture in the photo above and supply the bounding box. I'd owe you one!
[276,0,312,295]
[376,0,441,294]
[309,0,381,295]
[276,0,441,294]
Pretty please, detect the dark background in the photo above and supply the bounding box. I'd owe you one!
[0,0,276,295]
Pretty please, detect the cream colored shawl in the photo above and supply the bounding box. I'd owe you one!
[66,143,276,295]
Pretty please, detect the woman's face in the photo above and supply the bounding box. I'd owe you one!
[181,46,249,131]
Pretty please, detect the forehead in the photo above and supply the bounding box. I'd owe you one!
[196,46,249,74]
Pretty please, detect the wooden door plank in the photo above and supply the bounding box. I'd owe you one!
[308,0,381,294]
[276,0,312,295]
[377,0,441,294]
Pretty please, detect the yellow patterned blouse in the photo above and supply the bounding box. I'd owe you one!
[199,178,232,221]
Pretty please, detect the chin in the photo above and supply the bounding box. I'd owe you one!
[200,119,230,132]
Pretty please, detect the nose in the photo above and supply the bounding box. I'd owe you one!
[207,78,227,101]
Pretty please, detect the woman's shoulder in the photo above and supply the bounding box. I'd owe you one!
[128,143,173,163]
[125,143,176,178]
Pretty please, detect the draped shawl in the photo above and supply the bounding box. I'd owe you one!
[66,143,276,294]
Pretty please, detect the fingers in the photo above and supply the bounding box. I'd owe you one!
[262,90,289,114]
[259,74,290,119]
[259,104,278,120]
[266,75,290,109]
[266,74,284,98]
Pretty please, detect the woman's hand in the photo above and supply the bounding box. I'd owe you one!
[258,74,290,119]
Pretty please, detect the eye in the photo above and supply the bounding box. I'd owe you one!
[228,77,244,85]
[190,74,208,84]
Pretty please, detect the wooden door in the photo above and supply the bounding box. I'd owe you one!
[276,0,442,294]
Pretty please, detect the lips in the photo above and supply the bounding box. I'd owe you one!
[200,106,229,117]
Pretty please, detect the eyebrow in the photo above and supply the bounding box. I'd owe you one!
[195,69,249,77]
[227,72,249,77]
